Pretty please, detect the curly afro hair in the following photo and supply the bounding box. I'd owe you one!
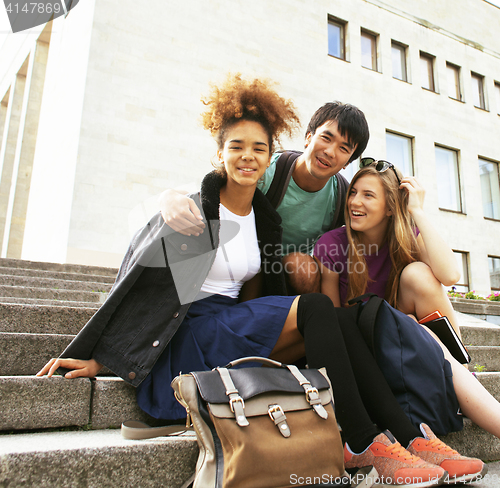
[201,73,300,154]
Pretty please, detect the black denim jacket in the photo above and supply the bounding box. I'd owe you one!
[59,171,286,387]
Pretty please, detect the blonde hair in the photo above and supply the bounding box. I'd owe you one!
[344,165,419,307]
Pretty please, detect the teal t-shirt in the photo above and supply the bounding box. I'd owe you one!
[258,153,338,255]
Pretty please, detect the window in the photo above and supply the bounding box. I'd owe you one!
[420,52,436,91]
[386,132,413,176]
[495,82,500,115]
[435,146,462,212]
[471,72,486,109]
[340,158,359,183]
[446,63,462,101]
[489,256,500,290]
[361,30,377,71]
[391,41,407,82]
[328,17,346,60]
[479,158,500,220]
[452,251,469,293]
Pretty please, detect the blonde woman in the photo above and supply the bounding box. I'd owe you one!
[315,159,500,451]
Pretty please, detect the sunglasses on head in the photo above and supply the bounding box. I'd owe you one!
[360,157,401,186]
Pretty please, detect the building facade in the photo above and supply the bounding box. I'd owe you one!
[0,0,499,294]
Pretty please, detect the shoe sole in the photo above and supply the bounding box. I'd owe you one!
[346,466,379,488]
[374,471,448,488]
[443,464,488,484]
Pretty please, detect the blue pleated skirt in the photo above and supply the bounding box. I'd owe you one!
[136,293,296,420]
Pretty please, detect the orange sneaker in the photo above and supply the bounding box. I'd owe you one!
[344,431,446,487]
[407,424,487,484]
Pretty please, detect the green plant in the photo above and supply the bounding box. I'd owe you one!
[447,289,464,298]
[474,363,486,373]
[446,287,500,301]
[464,290,484,300]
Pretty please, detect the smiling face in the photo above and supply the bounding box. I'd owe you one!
[217,119,271,188]
[302,120,357,183]
[348,174,392,239]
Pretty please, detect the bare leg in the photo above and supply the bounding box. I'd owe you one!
[282,252,321,295]
[269,296,305,363]
[397,261,462,340]
[420,325,500,438]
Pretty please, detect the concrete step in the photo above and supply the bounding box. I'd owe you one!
[0,376,158,431]
[1,429,499,488]
[443,418,500,461]
[0,284,107,303]
[0,332,75,376]
[0,296,100,308]
[457,312,500,346]
[0,303,95,335]
[0,257,118,277]
[2,373,499,432]
[0,266,116,284]
[0,274,113,292]
[469,346,500,372]
[462,325,500,347]
[1,429,500,488]
[0,429,197,488]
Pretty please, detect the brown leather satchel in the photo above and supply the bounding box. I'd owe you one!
[171,356,346,488]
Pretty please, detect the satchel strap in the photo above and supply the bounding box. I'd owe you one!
[224,356,284,369]
[217,367,250,427]
[349,294,384,356]
[121,420,193,440]
[287,364,328,419]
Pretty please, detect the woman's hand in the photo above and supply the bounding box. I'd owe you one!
[159,189,205,236]
[400,176,425,216]
[36,358,103,379]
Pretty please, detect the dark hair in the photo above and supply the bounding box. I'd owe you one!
[201,74,300,154]
[305,102,369,163]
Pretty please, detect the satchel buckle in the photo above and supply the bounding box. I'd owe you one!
[229,396,245,413]
[268,404,290,438]
[268,404,284,420]
[305,386,320,404]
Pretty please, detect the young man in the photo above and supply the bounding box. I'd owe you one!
[160,102,369,293]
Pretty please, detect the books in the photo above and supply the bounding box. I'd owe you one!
[419,313,471,364]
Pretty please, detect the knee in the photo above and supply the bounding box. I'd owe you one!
[297,293,334,335]
[299,292,332,310]
[282,252,321,295]
[399,261,440,293]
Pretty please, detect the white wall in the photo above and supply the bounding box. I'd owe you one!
[21,0,96,263]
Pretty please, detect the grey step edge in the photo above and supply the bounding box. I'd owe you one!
[0,266,116,283]
[0,257,118,277]
[0,429,197,488]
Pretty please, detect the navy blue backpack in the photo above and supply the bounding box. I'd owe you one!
[351,294,463,435]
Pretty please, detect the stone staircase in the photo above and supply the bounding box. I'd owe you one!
[0,258,197,487]
[0,258,499,487]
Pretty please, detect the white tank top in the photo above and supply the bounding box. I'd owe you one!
[200,204,261,298]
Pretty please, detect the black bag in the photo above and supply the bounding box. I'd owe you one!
[351,294,463,435]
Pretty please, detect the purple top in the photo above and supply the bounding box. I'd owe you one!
[314,227,392,306]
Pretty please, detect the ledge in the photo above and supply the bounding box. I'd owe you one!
[450,297,500,316]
